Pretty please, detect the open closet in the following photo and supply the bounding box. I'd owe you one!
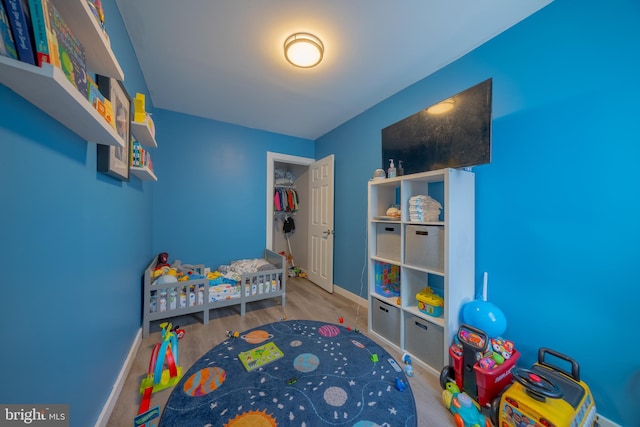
[268,154,312,274]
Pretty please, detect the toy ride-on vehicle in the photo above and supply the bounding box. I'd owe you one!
[442,381,491,427]
[490,347,597,427]
[440,324,520,409]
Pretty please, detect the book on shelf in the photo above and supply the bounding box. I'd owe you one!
[85,0,104,29]
[0,1,18,59]
[27,0,53,66]
[28,0,88,98]
[4,0,36,64]
[131,140,153,171]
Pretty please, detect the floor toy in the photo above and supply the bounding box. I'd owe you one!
[394,377,407,392]
[490,348,597,427]
[139,322,183,395]
[137,323,183,426]
[442,381,491,427]
[172,324,185,339]
[461,272,507,338]
[440,324,519,408]
[238,341,284,371]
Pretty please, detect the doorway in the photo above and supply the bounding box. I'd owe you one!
[266,152,334,292]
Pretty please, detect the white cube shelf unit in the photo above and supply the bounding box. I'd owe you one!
[367,168,475,373]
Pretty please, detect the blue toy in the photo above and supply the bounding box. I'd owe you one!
[462,272,506,338]
[394,377,407,392]
[442,382,490,427]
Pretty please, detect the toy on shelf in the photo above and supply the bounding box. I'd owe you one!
[490,348,598,427]
[416,286,444,317]
[442,381,491,427]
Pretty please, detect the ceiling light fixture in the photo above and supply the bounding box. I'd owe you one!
[284,33,324,68]
[427,98,455,115]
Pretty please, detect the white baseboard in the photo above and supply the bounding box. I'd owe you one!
[597,414,621,427]
[333,284,367,307]
[94,328,142,427]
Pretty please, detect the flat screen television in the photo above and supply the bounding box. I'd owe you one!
[382,78,492,175]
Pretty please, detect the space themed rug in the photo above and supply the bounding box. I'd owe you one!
[159,320,417,426]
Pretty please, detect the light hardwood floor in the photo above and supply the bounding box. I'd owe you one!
[106,277,453,426]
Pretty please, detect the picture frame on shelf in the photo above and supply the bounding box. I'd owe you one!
[96,75,130,181]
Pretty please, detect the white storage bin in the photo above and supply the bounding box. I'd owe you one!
[404,224,444,272]
[376,223,401,261]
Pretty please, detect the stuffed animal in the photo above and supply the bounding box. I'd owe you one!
[155,252,170,270]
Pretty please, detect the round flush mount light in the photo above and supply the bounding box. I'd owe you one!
[284,33,324,68]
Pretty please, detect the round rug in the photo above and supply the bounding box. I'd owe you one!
[159,320,417,426]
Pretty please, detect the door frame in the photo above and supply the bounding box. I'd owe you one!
[266,152,315,251]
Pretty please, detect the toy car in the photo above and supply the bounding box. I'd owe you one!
[442,382,491,427]
[490,348,597,427]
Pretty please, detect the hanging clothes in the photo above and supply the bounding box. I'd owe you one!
[274,187,299,212]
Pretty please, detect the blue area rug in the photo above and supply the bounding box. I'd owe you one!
[159,320,417,426]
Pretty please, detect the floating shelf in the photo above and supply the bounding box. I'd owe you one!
[131,120,158,148]
[52,0,124,80]
[131,166,157,181]
[0,57,124,148]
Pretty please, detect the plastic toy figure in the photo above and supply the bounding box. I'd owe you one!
[172,324,185,339]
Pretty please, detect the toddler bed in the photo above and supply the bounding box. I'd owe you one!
[142,249,286,337]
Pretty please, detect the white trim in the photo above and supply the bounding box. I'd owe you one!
[266,152,314,251]
[597,414,622,427]
[94,328,142,427]
[333,284,368,307]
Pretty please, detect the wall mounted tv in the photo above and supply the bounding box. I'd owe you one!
[382,78,492,175]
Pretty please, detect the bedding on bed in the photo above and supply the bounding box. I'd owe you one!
[218,258,279,275]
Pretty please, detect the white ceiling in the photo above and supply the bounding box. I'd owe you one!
[115,1,552,140]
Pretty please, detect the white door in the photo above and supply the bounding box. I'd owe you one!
[307,154,335,293]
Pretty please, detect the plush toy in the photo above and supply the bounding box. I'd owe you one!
[155,252,170,270]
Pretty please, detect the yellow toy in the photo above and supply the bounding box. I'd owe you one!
[490,348,597,427]
[133,92,146,123]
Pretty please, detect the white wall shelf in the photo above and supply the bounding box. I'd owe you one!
[52,0,124,80]
[131,120,157,148]
[130,166,157,181]
[0,0,126,147]
[0,57,124,148]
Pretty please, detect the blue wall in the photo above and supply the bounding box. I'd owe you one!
[317,1,640,425]
[0,1,154,425]
[0,2,312,425]
[150,109,314,265]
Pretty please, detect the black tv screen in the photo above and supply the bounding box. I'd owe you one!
[382,78,492,175]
